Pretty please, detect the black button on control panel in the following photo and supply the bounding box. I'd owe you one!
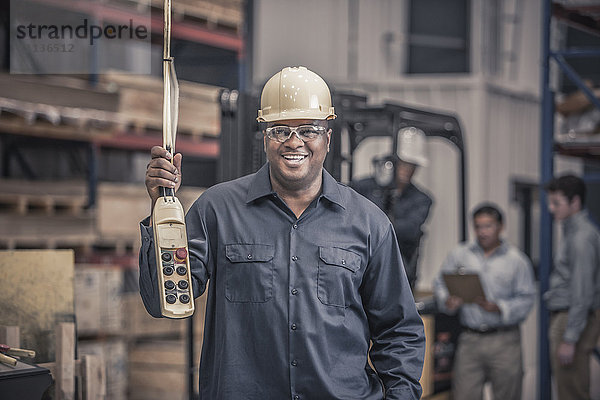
[166,294,177,304]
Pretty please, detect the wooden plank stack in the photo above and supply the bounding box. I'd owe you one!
[0,71,223,142]
[127,294,207,400]
[0,179,205,251]
[100,72,222,138]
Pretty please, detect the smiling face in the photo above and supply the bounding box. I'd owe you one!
[263,119,331,192]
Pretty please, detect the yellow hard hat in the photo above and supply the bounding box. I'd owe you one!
[396,127,428,167]
[257,66,336,122]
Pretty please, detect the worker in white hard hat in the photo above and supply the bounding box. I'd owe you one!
[140,66,425,399]
[352,127,433,290]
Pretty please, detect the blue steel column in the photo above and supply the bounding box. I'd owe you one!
[539,1,553,399]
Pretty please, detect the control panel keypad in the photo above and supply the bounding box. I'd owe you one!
[160,248,192,306]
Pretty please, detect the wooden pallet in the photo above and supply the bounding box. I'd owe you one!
[0,193,88,216]
[102,72,221,139]
[104,0,244,32]
[169,0,243,31]
[96,181,204,239]
[0,179,89,215]
[0,179,203,252]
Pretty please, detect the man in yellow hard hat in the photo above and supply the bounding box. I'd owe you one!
[140,66,425,399]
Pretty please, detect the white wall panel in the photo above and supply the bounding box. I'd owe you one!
[355,0,407,80]
[253,0,349,85]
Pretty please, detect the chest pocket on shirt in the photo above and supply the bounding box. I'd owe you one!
[225,244,274,303]
[317,246,361,308]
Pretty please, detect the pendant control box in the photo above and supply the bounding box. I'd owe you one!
[152,195,194,318]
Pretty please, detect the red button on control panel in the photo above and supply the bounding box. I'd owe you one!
[175,247,188,261]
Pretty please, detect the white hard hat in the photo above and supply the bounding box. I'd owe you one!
[396,127,428,167]
[257,66,336,122]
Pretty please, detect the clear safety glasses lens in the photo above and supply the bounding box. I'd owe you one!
[265,125,327,143]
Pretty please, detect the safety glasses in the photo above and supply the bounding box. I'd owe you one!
[265,125,328,143]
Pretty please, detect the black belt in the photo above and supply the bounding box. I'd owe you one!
[550,309,600,317]
[462,325,519,335]
[550,309,568,317]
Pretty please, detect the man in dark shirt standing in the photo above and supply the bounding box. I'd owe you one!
[352,127,433,290]
[544,174,600,400]
[140,66,425,399]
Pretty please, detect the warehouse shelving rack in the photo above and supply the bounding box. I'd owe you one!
[540,2,600,399]
[2,0,248,399]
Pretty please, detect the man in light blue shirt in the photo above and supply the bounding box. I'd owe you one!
[545,174,600,400]
[434,203,535,400]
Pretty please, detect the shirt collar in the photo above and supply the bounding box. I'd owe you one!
[469,240,508,256]
[563,209,588,233]
[245,163,275,203]
[320,168,346,209]
[245,163,346,209]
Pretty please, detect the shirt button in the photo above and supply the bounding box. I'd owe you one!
[341,259,346,265]
[291,256,298,261]
[293,224,298,229]
[294,396,299,400]
[291,360,298,366]
[291,323,297,330]
[247,254,253,260]
[291,288,298,295]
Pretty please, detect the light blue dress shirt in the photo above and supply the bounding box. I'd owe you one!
[544,210,600,343]
[434,241,536,330]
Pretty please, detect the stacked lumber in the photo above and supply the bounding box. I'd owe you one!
[73,263,207,399]
[0,74,120,141]
[0,72,223,142]
[128,340,189,400]
[104,0,244,32]
[0,178,204,251]
[100,72,222,138]
[122,291,206,339]
[125,287,206,399]
[168,0,243,31]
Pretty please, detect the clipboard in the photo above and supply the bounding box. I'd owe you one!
[442,273,486,303]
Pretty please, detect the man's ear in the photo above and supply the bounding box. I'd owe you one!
[326,129,332,152]
[263,134,267,153]
[571,194,582,211]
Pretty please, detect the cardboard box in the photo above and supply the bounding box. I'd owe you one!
[74,265,123,335]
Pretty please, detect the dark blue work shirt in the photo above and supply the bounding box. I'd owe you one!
[351,178,432,288]
[139,164,425,400]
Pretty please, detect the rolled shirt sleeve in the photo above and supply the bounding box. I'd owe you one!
[496,254,536,326]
